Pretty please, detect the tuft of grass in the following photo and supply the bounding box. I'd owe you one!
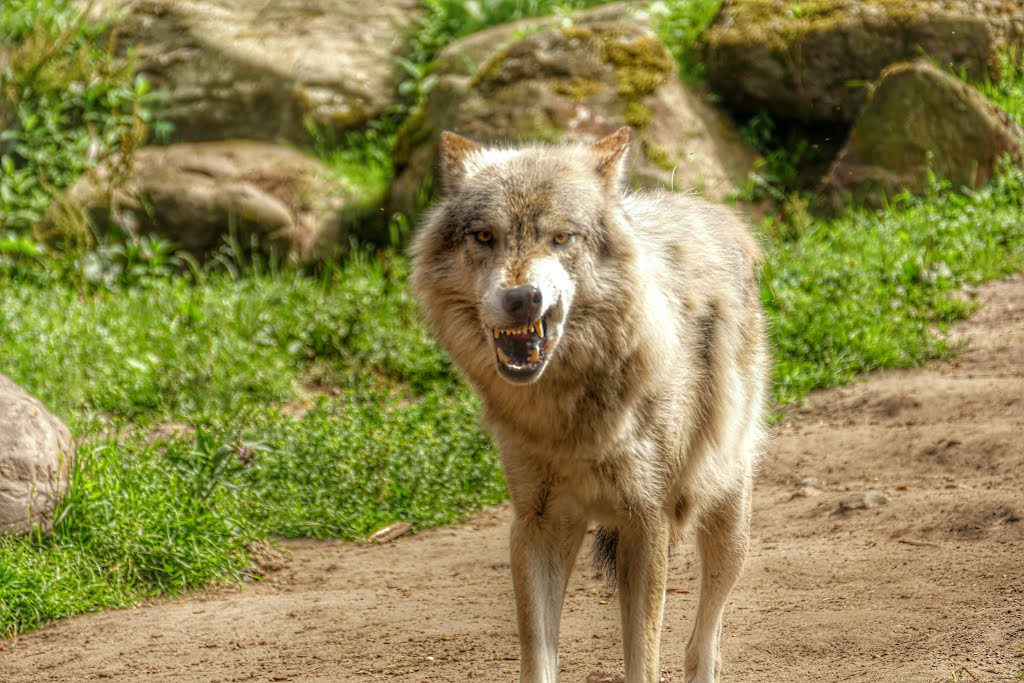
[409,0,613,66]
[650,0,723,83]
[974,49,1024,126]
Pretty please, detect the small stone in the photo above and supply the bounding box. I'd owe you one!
[798,477,824,487]
[835,490,890,514]
[369,521,414,543]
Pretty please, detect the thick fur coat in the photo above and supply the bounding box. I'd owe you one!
[410,128,769,683]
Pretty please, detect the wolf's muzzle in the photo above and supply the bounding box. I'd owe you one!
[502,285,542,326]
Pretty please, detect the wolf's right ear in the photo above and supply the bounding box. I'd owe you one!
[592,127,631,192]
[439,131,483,193]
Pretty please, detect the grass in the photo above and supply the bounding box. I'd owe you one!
[1,0,1023,639]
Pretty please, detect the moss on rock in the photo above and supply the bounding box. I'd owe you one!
[703,0,1024,122]
[387,6,757,214]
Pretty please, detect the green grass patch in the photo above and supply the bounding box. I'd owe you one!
[764,168,1024,404]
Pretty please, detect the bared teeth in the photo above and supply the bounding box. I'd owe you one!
[493,320,546,339]
[496,347,512,364]
[528,347,540,364]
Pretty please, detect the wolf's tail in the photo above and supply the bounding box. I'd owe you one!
[591,526,618,582]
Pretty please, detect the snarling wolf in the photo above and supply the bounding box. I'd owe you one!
[410,128,769,683]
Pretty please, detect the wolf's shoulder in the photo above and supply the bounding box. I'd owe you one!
[623,190,760,265]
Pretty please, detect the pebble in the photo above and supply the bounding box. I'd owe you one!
[835,489,890,513]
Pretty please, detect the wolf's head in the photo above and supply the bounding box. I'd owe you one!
[410,128,635,386]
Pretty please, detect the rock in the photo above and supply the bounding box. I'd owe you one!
[820,60,1024,209]
[77,0,421,145]
[798,476,824,487]
[42,140,347,262]
[388,3,756,215]
[0,374,74,536]
[703,0,1024,122]
[835,489,890,514]
[586,673,626,683]
[369,521,413,543]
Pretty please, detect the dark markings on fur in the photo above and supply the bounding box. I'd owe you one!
[685,300,721,455]
[674,495,688,523]
[595,216,614,259]
[591,526,619,583]
[534,477,552,519]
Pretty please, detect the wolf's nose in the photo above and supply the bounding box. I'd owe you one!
[503,285,543,323]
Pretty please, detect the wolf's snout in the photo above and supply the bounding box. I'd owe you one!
[502,285,543,324]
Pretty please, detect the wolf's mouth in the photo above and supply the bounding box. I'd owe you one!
[491,315,551,382]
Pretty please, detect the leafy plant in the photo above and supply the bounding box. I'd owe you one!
[0,0,152,233]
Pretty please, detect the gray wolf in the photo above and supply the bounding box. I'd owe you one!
[410,127,769,683]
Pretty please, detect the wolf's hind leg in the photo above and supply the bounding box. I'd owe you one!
[684,481,752,683]
[510,499,587,683]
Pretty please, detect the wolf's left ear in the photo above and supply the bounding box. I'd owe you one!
[439,131,483,193]
[592,127,631,192]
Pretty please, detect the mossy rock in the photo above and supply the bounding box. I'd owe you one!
[819,60,1024,209]
[77,0,422,145]
[702,0,1024,122]
[388,3,756,216]
[41,141,349,262]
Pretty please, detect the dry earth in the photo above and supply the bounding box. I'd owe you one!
[2,276,1022,683]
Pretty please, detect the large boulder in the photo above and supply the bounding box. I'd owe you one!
[388,3,757,215]
[43,140,347,262]
[820,60,1024,209]
[77,0,422,145]
[703,0,1024,122]
[0,374,73,536]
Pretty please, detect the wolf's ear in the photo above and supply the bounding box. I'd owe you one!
[439,131,483,193]
[592,127,631,192]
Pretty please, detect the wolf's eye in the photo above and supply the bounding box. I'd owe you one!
[552,232,573,247]
[473,230,494,245]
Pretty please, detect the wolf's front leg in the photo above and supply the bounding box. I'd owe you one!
[509,493,587,683]
[617,518,671,683]
[684,484,752,683]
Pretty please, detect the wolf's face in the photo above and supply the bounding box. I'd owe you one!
[461,190,581,384]
[412,129,632,386]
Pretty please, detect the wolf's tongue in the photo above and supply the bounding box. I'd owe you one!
[496,333,541,366]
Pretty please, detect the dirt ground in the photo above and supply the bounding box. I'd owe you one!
[2,276,1022,683]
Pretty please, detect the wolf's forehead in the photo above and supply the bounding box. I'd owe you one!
[468,155,600,221]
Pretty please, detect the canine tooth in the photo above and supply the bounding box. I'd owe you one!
[497,347,511,364]
[529,347,540,364]
[534,321,544,337]
[494,329,500,339]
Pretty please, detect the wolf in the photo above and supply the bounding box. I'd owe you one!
[410,127,769,683]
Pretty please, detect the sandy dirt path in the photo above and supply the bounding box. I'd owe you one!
[2,276,1022,683]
